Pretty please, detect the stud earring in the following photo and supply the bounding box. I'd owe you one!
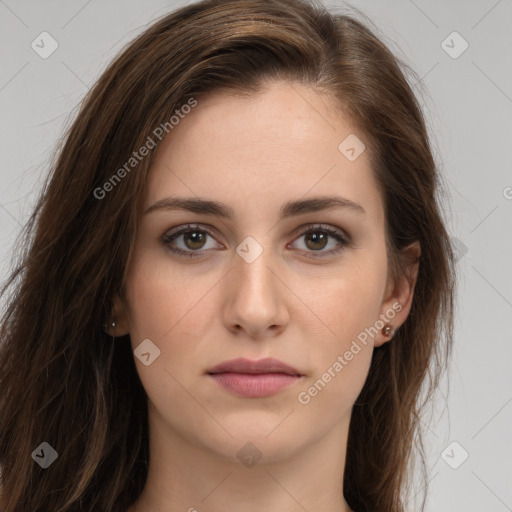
[382,324,393,337]
[104,320,116,332]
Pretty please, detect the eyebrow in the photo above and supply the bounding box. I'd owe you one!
[143,195,366,218]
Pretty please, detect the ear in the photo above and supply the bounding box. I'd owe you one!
[105,291,131,337]
[374,240,421,347]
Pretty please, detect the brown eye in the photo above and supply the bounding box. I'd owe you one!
[290,224,350,258]
[162,224,220,258]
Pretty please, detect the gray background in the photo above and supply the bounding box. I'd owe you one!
[1,0,511,510]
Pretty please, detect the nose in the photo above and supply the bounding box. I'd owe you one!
[222,242,289,339]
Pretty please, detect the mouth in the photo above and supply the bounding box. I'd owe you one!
[206,357,303,398]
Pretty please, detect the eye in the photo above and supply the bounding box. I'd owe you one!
[288,224,350,258]
[161,223,350,259]
[161,224,220,258]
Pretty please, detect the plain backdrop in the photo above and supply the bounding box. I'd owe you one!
[0,0,511,510]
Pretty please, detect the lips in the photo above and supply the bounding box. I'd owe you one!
[206,357,301,376]
[206,357,303,398]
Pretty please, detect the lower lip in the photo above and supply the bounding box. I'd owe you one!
[208,372,301,398]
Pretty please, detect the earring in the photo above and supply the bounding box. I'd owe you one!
[104,320,116,332]
[382,324,393,337]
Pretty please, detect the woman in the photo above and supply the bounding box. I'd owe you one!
[0,0,456,510]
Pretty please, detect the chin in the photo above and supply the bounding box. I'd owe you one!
[205,420,309,465]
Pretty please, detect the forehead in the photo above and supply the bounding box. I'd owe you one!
[145,81,383,221]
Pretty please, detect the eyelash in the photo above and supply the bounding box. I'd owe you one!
[161,223,350,259]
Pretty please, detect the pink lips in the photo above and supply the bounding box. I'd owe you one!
[206,357,302,398]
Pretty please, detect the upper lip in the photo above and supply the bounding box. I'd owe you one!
[206,357,302,376]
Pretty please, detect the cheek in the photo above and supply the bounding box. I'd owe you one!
[295,271,383,418]
[124,250,210,340]
[296,251,387,404]
[125,265,178,342]
[298,342,373,405]
[302,251,388,344]
[122,256,215,419]
[293,276,377,437]
[123,253,221,384]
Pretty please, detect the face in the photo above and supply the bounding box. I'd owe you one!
[114,80,415,465]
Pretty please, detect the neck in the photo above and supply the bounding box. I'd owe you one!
[128,404,354,512]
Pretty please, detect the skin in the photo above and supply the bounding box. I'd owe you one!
[115,80,420,512]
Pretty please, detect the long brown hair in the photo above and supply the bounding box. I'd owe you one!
[0,1,456,510]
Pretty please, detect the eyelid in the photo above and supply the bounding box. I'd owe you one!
[163,223,222,244]
[291,222,348,239]
[164,222,349,240]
